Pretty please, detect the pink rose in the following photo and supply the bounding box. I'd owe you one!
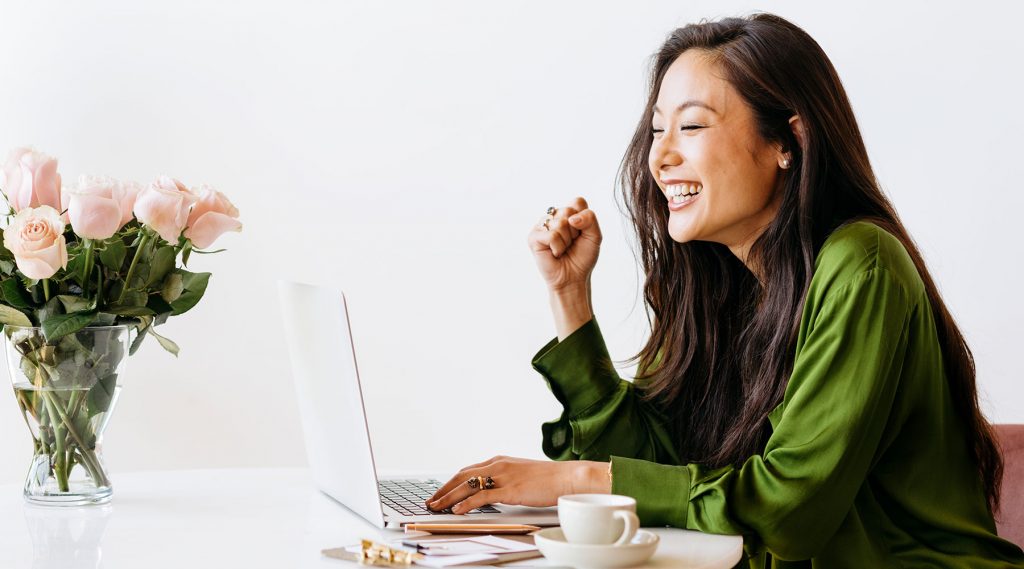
[133,176,198,243]
[0,147,62,212]
[65,175,137,239]
[2,206,69,279]
[184,184,242,249]
[119,181,142,227]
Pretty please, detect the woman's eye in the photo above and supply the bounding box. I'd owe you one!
[651,125,702,135]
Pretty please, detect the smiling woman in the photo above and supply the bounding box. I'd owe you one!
[427,12,1024,569]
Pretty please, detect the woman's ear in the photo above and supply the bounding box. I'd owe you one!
[777,115,805,169]
[788,115,805,150]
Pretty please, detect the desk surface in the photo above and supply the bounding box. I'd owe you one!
[0,468,743,569]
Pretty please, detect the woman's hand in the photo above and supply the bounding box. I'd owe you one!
[528,197,603,293]
[425,456,611,514]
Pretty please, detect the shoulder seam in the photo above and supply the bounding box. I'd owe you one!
[811,266,912,331]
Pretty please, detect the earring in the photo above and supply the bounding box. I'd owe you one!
[781,157,791,169]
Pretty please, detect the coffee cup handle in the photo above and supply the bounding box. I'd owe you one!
[612,510,639,546]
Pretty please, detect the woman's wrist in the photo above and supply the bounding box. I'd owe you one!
[549,282,593,341]
[571,460,612,494]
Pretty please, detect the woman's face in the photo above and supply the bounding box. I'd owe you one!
[648,50,788,258]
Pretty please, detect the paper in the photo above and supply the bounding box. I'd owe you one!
[416,536,538,556]
[340,535,538,567]
[414,553,500,567]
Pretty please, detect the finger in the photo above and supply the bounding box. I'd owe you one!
[570,196,589,211]
[527,226,552,253]
[566,208,602,244]
[428,457,504,503]
[548,231,567,258]
[554,205,582,241]
[549,216,574,256]
[430,478,478,512]
[451,488,506,515]
[430,471,499,511]
[429,471,475,505]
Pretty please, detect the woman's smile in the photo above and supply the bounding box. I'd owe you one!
[663,181,703,211]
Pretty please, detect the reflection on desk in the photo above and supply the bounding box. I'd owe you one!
[0,468,743,569]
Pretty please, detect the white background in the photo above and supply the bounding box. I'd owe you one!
[0,0,1021,485]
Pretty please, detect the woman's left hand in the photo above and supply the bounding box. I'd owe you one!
[425,456,610,514]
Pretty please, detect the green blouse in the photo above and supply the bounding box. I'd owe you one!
[532,221,1024,568]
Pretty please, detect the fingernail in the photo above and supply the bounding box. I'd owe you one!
[452,505,461,513]
[570,215,580,223]
[429,500,438,508]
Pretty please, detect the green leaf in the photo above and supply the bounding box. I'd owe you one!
[128,316,153,356]
[0,305,31,327]
[93,312,118,326]
[57,295,94,314]
[146,246,176,286]
[41,312,96,342]
[65,251,87,283]
[99,240,127,272]
[0,260,14,275]
[0,279,33,309]
[104,305,155,316]
[128,263,150,289]
[115,289,148,308]
[146,295,173,315]
[0,229,11,260]
[87,373,118,416]
[149,327,179,357]
[169,270,210,315]
[160,273,184,302]
[181,241,193,267]
[37,296,64,323]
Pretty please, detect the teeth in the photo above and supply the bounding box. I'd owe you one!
[667,183,702,199]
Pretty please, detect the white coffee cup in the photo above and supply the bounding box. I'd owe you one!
[557,494,640,546]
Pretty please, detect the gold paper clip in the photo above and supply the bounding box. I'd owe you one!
[357,539,424,566]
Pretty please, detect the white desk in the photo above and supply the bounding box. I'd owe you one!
[0,468,743,569]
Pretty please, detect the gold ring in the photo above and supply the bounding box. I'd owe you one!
[467,475,495,490]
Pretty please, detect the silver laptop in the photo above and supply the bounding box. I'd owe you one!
[278,281,559,529]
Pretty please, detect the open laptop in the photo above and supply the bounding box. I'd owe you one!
[278,281,559,529]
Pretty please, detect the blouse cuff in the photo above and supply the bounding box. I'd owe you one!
[610,455,690,528]
[531,318,622,416]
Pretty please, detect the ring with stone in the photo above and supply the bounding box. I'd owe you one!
[467,476,495,490]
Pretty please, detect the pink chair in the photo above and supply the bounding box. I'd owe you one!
[996,424,1024,547]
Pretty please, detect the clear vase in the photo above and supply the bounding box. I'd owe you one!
[5,325,131,506]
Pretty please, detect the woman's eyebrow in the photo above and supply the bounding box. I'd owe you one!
[652,100,719,115]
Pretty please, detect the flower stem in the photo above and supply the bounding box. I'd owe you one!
[81,239,95,298]
[40,389,110,488]
[118,231,150,304]
[43,279,50,301]
[41,392,69,491]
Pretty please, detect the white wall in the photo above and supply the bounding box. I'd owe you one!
[1,0,1021,485]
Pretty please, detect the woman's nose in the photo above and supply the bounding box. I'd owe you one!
[652,135,682,171]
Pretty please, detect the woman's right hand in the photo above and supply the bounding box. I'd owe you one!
[528,196,602,293]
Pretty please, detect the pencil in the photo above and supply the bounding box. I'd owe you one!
[403,523,542,534]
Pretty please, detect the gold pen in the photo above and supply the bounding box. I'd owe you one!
[404,523,542,534]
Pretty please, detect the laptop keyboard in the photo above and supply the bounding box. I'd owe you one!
[378,479,501,516]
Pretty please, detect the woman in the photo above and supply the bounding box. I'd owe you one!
[427,13,1024,567]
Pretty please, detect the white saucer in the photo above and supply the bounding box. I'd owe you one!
[533,527,660,568]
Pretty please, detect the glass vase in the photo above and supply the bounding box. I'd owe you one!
[5,325,131,506]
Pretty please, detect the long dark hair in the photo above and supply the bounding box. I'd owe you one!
[618,13,1003,510]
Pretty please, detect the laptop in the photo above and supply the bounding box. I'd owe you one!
[278,281,559,529]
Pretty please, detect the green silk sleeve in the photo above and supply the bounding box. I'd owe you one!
[610,267,913,561]
[531,318,681,465]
